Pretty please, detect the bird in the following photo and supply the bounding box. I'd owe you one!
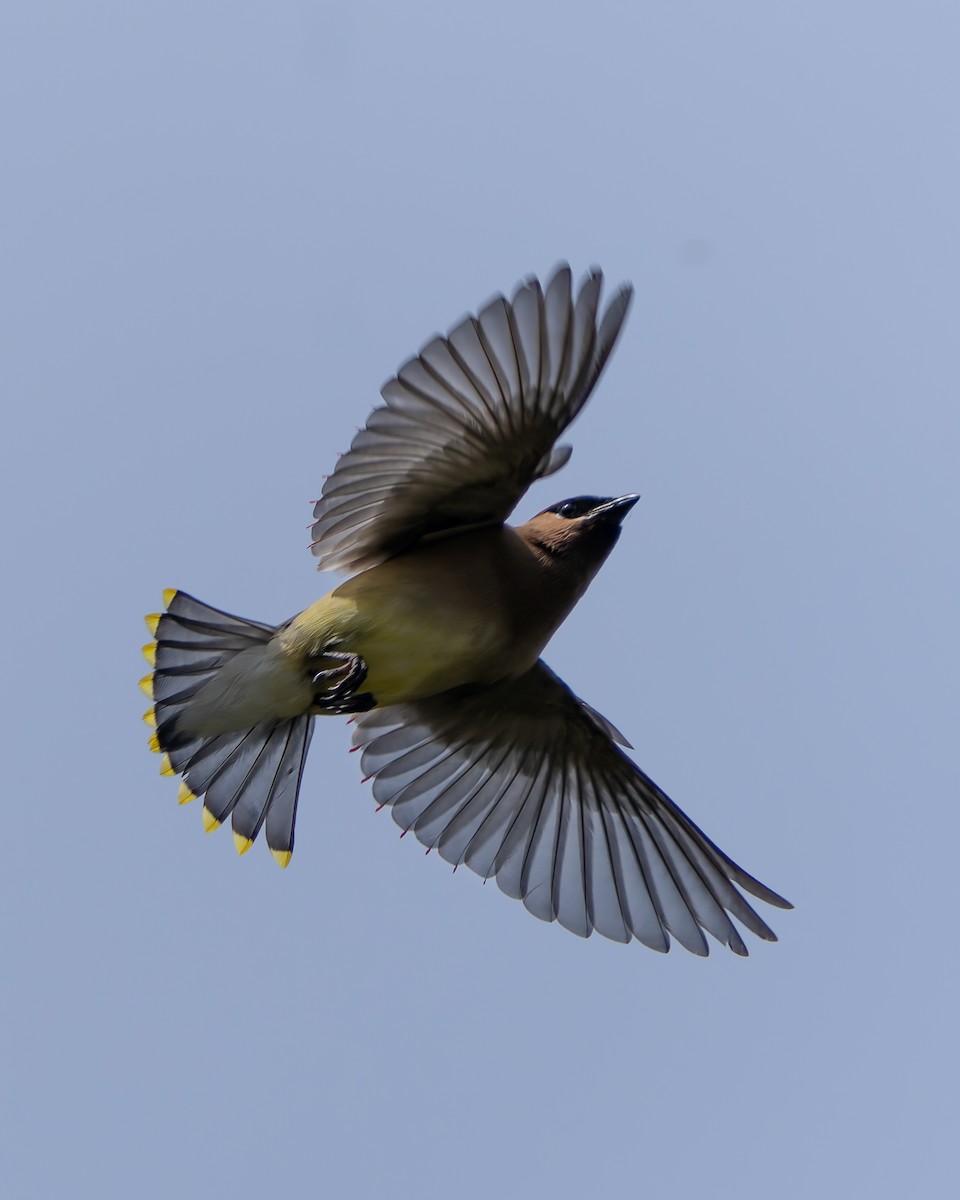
[142,263,791,956]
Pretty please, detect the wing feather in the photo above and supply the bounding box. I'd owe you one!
[310,265,634,573]
[351,663,791,955]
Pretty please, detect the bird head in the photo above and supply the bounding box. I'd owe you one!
[517,494,640,575]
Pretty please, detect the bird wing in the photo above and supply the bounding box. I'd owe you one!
[310,264,633,574]
[351,662,791,955]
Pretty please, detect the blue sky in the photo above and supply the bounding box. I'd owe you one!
[2,3,957,1196]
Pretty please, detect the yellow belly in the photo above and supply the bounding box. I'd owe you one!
[282,531,539,707]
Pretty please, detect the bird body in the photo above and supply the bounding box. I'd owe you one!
[294,526,547,704]
[178,515,622,735]
[144,264,791,954]
[296,519,609,704]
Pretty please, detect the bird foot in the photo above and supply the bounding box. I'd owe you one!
[310,646,376,714]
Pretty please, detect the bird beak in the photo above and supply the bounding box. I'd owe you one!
[583,494,640,524]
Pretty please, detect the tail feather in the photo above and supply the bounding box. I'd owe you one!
[227,717,314,862]
[144,590,314,866]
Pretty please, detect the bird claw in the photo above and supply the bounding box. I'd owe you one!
[311,646,376,714]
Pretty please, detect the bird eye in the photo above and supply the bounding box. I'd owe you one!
[547,496,604,520]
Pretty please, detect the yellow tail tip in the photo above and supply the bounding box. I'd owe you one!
[162,588,177,607]
[159,754,174,776]
[144,613,161,636]
[233,830,254,856]
[141,643,156,666]
[177,782,196,806]
[143,707,156,728]
[148,730,161,752]
[271,848,292,869]
[202,806,221,833]
[138,674,154,698]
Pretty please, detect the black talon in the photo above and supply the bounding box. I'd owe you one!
[311,647,373,712]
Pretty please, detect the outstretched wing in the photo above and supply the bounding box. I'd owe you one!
[310,264,633,574]
[351,663,791,955]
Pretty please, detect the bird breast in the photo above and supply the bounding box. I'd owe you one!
[286,526,573,707]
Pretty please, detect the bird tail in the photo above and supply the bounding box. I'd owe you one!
[141,589,314,867]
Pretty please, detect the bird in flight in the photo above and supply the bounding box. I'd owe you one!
[142,263,791,955]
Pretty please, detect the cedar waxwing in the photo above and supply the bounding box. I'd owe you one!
[143,263,791,955]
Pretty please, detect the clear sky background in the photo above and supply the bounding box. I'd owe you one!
[2,3,957,1196]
